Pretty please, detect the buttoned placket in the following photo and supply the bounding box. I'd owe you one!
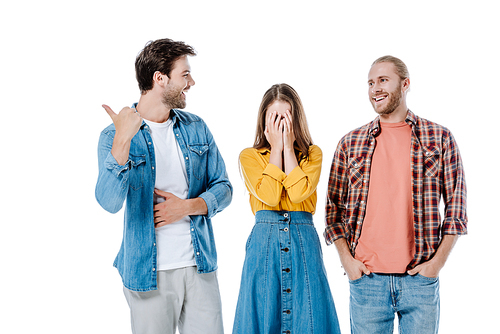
[142,124,159,280]
[172,124,202,262]
[279,211,293,333]
[409,124,424,267]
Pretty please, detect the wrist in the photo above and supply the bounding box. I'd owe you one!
[341,253,356,267]
[269,147,283,160]
[427,257,445,271]
[113,132,133,148]
[186,197,208,216]
[270,144,283,153]
[111,136,132,166]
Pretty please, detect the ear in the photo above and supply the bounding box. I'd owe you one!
[402,77,410,93]
[153,71,168,88]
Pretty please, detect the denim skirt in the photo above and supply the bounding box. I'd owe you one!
[232,210,341,334]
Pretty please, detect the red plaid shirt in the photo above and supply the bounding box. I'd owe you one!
[324,110,467,268]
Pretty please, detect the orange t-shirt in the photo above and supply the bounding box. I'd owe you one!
[355,121,415,273]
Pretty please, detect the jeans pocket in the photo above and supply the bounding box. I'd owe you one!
[349,273,368,284]
[416,273,439,283]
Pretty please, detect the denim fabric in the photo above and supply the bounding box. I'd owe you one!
[95,106,232,291]
[233,211,341,334]
[349,273,440,334]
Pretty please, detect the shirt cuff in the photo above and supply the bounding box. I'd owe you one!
[323,224,347,245]
[104,152,130,177]
[282,166,307,189]
[263,163,286,183]
[442,218,468,235]
[199,191,218,219]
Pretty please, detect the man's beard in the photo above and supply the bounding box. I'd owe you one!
[162,85,186,109]
[372,85,403,116]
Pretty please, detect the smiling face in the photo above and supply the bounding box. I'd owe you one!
[368,61,408,118]
[162,55,195,109]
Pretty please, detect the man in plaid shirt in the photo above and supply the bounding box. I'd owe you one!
[324,56,467,333]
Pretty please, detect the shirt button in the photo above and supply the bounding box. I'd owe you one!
[286,310,291,314]
[152,268,156,272]
[284,213,288,218]
[360,201,365,204]
[191,228,194,231]
[196,252,200,256]
[284,268,290,273]
[284,227,289,232]
[283,248,289,252]
[148,142,152,145]
[286,288,291,293]
[185,157,189,160]
[152,167,155,170]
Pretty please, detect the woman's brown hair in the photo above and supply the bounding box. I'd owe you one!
[253,83,313,159]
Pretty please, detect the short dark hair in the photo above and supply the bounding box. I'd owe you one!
[135,38,196,94]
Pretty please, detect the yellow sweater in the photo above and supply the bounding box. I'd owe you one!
[239,145,322,215]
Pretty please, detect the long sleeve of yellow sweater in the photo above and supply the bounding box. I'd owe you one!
[239,145,322,215]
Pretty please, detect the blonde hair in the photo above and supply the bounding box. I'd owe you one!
[372,55,410,81]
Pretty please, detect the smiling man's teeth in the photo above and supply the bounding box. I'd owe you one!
[375,96,386,102]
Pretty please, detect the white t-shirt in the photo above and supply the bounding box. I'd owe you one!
[144,118,196,271]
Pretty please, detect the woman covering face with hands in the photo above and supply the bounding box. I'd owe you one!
[264,105,297,174]
[232,84,341,334]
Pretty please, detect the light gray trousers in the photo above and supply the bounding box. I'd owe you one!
[123,266,223,334]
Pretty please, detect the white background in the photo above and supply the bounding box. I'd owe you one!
[1,0,498,333]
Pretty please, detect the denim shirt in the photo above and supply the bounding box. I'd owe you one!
[95,106,232,291]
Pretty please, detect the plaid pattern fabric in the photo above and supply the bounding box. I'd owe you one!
[324,110,467,268]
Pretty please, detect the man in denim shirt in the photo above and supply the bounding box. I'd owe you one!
[95,38,232,334]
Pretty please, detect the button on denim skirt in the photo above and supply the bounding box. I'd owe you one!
[233,210,341,334]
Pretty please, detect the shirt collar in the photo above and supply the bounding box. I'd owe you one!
[132,102,181,129]
[369,109,416,136]
[256,147,270,154]
[368,117,381,136]
[405,109,417,126]
[169,109,181,125]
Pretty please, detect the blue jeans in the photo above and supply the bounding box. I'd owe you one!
[349,273,440,334]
